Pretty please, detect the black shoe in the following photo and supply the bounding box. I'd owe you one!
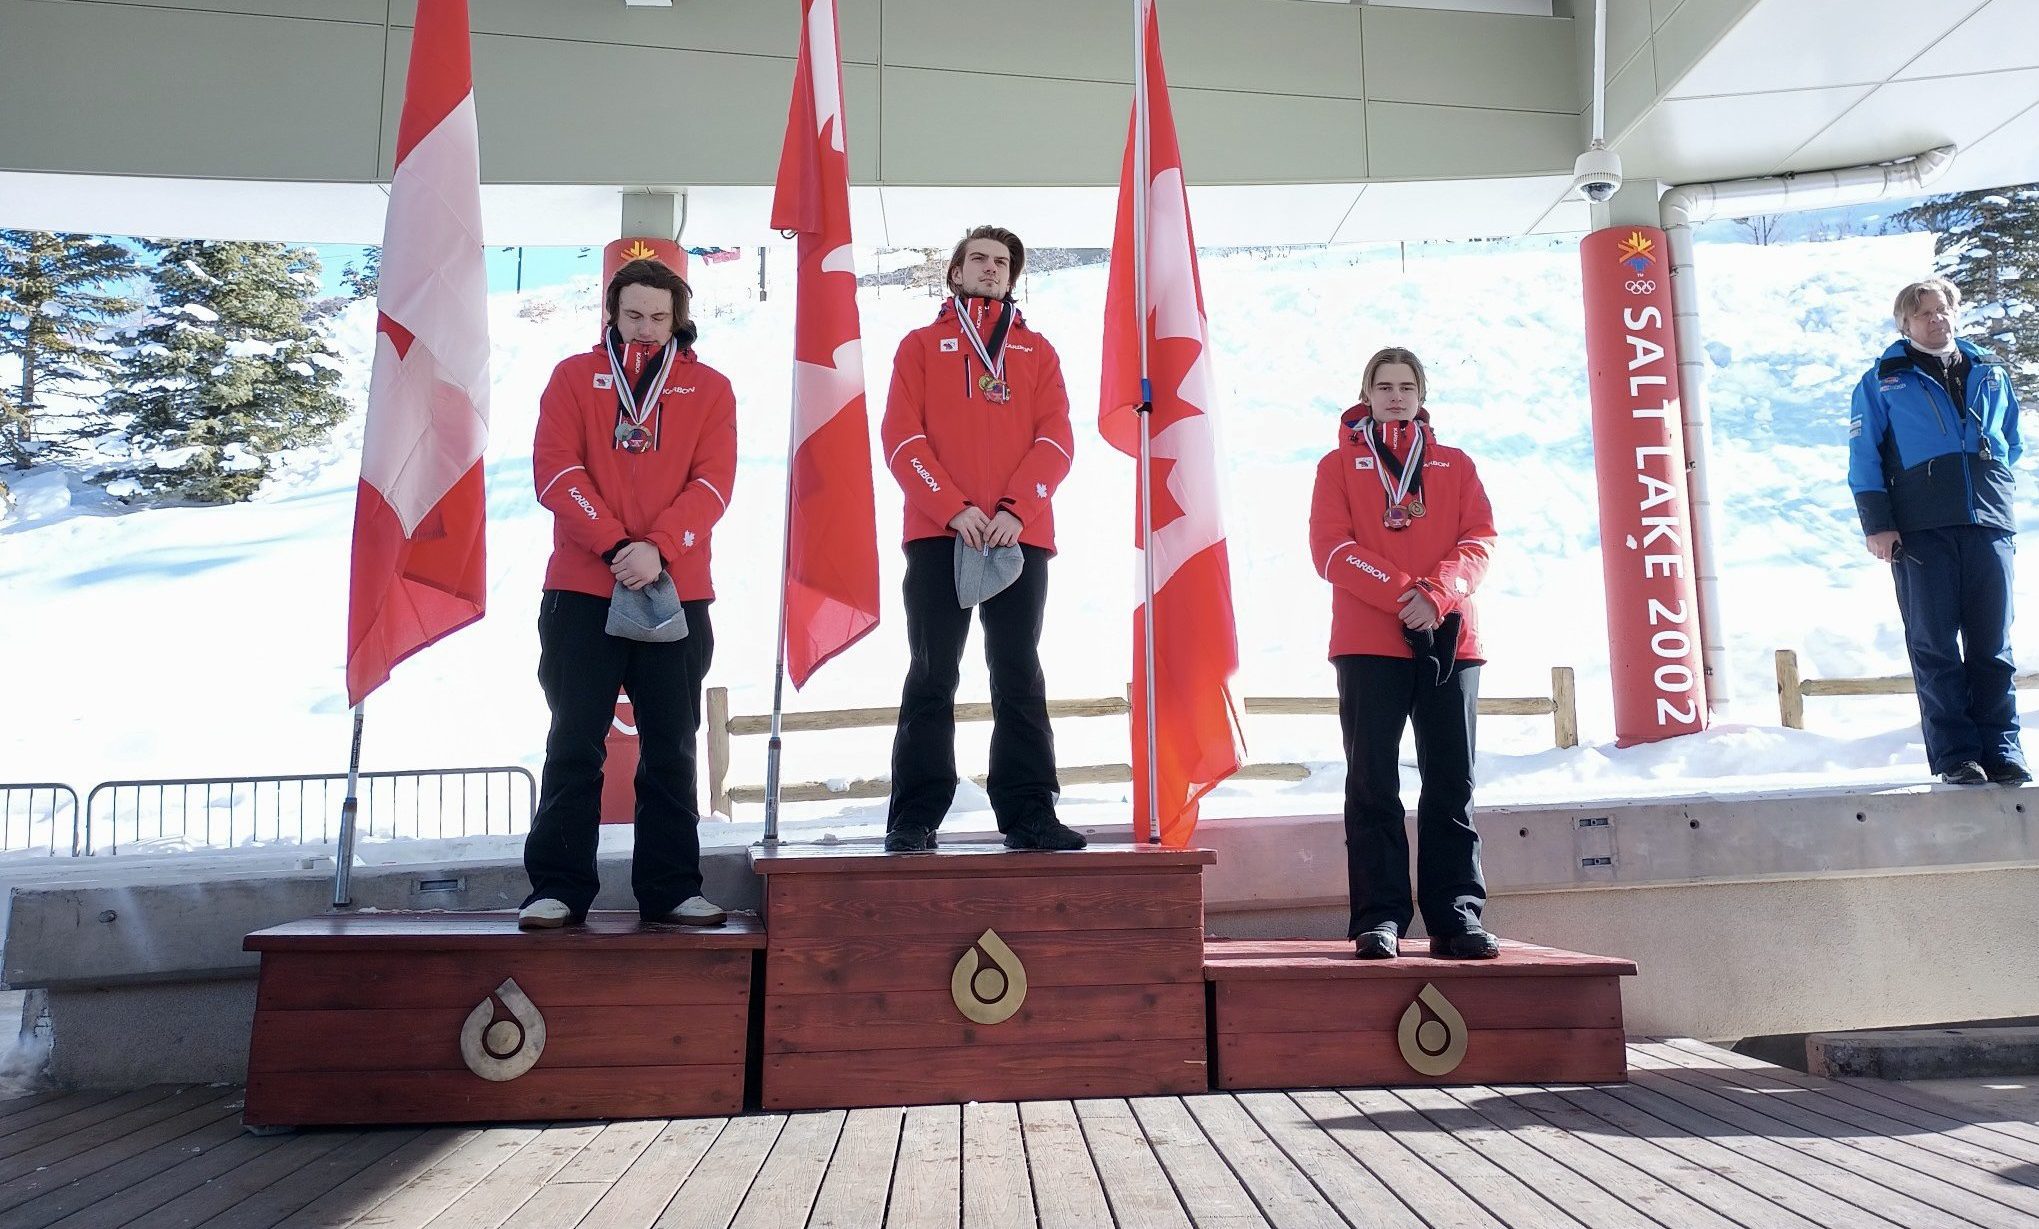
[1429,929,1501,960]
[1354,926,1399,960]
[1985,761,2033,785]
[884,826,938,853]
[1002,820,1087,851]
[1940,761,1989,785]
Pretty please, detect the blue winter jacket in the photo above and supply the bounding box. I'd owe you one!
[1848,338,2022,536]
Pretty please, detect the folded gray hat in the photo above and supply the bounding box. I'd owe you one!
[955,538,1024,608]
[606,574,688,642]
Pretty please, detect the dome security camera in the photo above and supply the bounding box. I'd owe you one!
[1571,145,1624,204]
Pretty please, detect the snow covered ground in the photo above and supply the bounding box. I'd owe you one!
[3,228,2024,855]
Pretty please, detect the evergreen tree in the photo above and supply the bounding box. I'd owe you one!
[0,230,137,463]
[341,246,380,300]
[105,240,348,503]
[1898,185,2039,399]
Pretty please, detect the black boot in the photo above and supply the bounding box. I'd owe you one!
[1003,819,1087,851]
[1429,928,1501,959]
[884,826,939,853]
[1354,925,1399,960]
[1940,761,1989,785]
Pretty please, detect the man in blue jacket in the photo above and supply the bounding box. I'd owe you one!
[1850,276,2027,785]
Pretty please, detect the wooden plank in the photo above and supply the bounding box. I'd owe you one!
[1614,1061,2004,1229]
[727,696,1130,737]
[188,1129,431,1229]
[271,1128,485,1229]
[1126,1096,1269,1228]
[0,1087,238,1197]
[494,1182,610,1229]
[40,1125,300,1229]
[961,1102,1035,1229]
[886,1104,961,1229]
[2,1100,269,1228]
[551,1119,667,1187]
[1287,1089,1505,1229]
[246,912,765,951]
[1838,1075,2039,1151]
[1217,975,1623,1034]
[1339,1087,1583,1229]
[1390,1086,1662,1229]
[1070,1099,1191,1229]
[1658,1036,2039,1167]
[763,1036,1209,1111]
[765,982,1205,1054]
[653,1113,784,1229]
[727,1111,845,1229]
[1217,1027,1627,1090]
[574,1117,726,1229]
[806,1106,904,1229]
[1481,1084,1832,1229]
[0,1090,129,1143]
[1230,1092,1428,1229]
[1582,1075,1949,1229]
[1203,937,1636,979]
[1632,1044,2039,1219]
[1777,649,1806,727]
[257,949,754,1011]
[415,1123,606,1229]
[765,927,1206,996]
[1551,666,1579,748]
[1179,1093,1349,1229]
[309,1127,539,1229]
[248,1003,748,1073]
[0,1085,190,1163]
[246,1064,743,1127]
[1015,1102,1114,1229]
[763,870,1201,938]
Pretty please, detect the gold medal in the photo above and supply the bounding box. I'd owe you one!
[1409,499,1426,518]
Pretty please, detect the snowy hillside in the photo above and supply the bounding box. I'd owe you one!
[3,229,2022,841]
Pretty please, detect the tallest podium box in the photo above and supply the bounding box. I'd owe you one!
[751,845,1214,1110]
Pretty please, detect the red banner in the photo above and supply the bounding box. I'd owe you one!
[602,237,687,296]
[1581,226,1707,744]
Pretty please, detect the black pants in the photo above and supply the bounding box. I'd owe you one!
[524,589,714,920]
[1335,654,1485,939]
[1892,525,2023,774]
[888,538,1059,834]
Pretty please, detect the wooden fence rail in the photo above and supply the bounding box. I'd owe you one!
[705,666,1576,817]
[1775,648,2039,729]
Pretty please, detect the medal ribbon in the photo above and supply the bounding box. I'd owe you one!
[950,295,1013,396]
[1360,418,1426,511]
[605,328,680,446]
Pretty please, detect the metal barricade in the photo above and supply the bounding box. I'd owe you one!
[0,782,82,856]
[81,766,537,855]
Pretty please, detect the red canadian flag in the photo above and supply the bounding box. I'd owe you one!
[770,0,881,687]
[345,0,490,705]
[1100,0,1244,848]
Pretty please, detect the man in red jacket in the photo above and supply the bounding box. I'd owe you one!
[879,226,1085,853]
[518,259,736,929]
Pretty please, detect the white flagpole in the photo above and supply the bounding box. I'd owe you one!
[1133,0,1160,845]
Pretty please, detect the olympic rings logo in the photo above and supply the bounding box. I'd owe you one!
[1624,278,1657,294]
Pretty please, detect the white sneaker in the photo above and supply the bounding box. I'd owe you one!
[517,898,573,930]
[659,895,727,927]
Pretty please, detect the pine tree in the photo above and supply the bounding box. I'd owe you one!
[1898,185,2039,400]
[0,231,137,464]
[341,247,380,300]
[104,240,348,503]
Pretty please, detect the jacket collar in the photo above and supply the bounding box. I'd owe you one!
[1879,336,1991,377]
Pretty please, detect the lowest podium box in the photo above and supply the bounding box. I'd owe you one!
[242,912,764,1128]
[752,845,1213,1110]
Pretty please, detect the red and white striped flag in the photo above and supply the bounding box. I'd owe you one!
[770,0,880,687]
[345,0,490,705]
[1100,0,1244,848]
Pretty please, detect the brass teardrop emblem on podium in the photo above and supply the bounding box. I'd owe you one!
[951,929,1028,1025]
[460,978,547,1081]
[1396,982,1469,1076]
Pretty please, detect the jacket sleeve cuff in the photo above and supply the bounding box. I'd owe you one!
[1855,491,1896,536]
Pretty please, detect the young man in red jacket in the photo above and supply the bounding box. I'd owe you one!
[1309,348,1500,959]
[518,259,736,929]
[879,226,1085,853]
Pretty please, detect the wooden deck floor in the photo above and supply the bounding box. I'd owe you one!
[3,1039,2036,1228]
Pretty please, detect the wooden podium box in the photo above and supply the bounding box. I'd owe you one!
[1205,938,1636,1089]
[242,912,764,1127]
[751,846,1213,1110]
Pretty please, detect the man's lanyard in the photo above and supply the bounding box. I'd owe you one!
[951,296,1014,403]
[1359,418,1427,530]
[606,331,679,453]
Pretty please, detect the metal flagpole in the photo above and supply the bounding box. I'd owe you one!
[332,701,365,908]
[1133,0,1161,845]
[763,341,800,848]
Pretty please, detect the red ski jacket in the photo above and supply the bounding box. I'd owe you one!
[1308,411,1496,661]
[880,299,1074,551]
[533,343,737,601]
